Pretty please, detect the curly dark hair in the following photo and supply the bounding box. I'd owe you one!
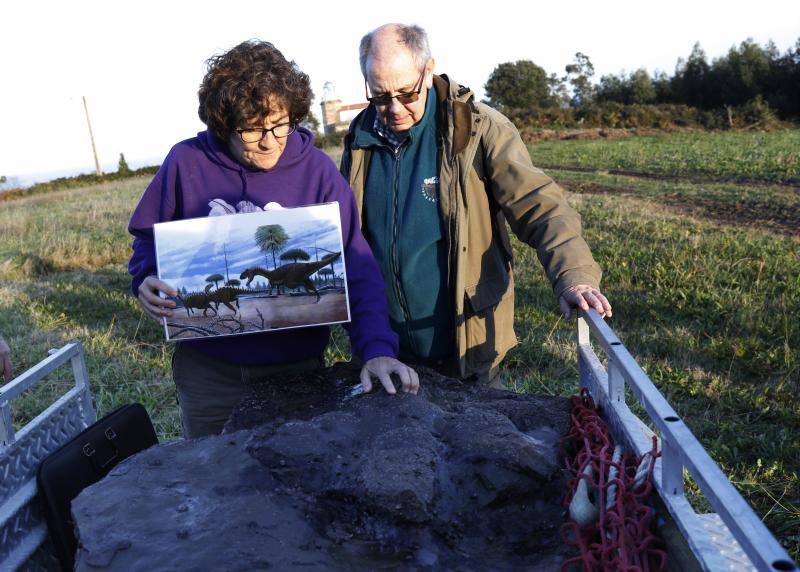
[198,40,313,141]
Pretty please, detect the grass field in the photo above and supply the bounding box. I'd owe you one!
[0,128,797,559]
[529,128,800,184]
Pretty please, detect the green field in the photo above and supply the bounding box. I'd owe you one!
[0,129,798,559]
[529,128,800,184]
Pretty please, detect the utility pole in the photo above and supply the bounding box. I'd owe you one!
[223,244,230,283]
[82,96,102,176]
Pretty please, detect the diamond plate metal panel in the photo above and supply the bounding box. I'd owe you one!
[0,391,92,570]
[0,343,95,571]
[19,537,61,572]
[0,391,90,506]
[0,482,39,557]
[1,503,46,571]
[696,513,755,571]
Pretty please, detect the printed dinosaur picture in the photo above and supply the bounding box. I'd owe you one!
[154,202,350,340]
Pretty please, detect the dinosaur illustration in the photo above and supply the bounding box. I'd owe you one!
[240,252,341,303]
[177,284,218,317]
[206,285,271,314]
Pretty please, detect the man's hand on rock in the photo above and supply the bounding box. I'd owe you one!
[558,284,612,319]
[360,357,419,395]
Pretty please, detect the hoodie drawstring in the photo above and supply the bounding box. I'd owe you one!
[239,168,248,203]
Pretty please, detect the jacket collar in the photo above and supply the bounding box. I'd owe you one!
[433,74,473,156]
[352,105,382,148]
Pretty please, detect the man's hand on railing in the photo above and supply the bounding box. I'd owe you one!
[559,285,612,319]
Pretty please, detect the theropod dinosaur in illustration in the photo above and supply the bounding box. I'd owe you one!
[240,252,341,303]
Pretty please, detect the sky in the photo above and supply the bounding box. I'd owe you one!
[155,204,344,292]
[1,0,797,185]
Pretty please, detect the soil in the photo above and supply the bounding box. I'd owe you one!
[550,165,800,188]
[563,181,800,236]
[73,364,573,571]
[519,126,698,143]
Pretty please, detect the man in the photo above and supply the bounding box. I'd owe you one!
[341,23,612,384]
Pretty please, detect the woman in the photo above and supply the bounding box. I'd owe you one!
[128,40,418,438]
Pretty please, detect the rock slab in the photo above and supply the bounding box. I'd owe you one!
[73,365,571,571]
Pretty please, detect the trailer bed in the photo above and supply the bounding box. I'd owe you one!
[1,315,797,571]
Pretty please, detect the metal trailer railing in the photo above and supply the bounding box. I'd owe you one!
[577,308,797,572]
[0,342,96,571]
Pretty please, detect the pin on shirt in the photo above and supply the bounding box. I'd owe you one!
[421,176,439,202]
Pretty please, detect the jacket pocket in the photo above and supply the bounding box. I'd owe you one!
[465,274,508,315]
[464,275,508,367]
[463,274,517,371]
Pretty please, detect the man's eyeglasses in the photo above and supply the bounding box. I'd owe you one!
[236,123,295,143]
[365,70,425,107]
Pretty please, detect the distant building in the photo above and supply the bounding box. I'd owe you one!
[320,81,368,135]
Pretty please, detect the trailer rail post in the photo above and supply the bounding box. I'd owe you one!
[576,309,796,572]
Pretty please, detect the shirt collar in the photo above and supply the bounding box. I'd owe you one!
[373,115,409,150]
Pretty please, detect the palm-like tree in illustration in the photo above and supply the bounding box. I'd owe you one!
[206,273,224,290]
[279,248,310,264]
[254,225,289,270]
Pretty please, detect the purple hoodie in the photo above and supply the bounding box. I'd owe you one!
[128,127,398,365]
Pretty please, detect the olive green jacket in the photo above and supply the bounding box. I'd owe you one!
[341,74,602,377]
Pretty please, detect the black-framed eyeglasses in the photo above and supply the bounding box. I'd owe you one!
[236,123,295,143]
[365,70,425,107]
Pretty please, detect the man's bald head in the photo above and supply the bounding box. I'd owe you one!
[359,23,431,77]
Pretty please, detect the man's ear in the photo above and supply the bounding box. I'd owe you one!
[425,58,436,87]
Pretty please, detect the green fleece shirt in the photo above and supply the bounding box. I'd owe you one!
[354,88,452,362]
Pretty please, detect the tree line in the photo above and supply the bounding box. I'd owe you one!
[484,37,800,129]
